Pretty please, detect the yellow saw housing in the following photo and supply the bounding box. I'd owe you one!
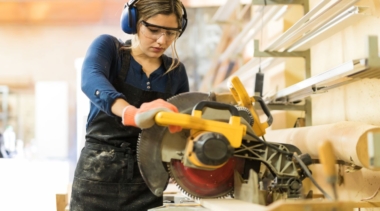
[155,101,246,170]
[155,110,246,148]
[155,76,271,170]
[228,76,269,137]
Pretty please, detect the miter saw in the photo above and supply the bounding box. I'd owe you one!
[137,76,313,205]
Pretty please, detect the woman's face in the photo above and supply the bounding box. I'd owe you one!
[137,13,180,58]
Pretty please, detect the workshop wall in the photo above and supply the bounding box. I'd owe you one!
[311,16,380,126]
[210,0,380,208]
[273,0,380,208]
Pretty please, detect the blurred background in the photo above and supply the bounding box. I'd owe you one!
[0,1,233,210]
[0,0,380,210]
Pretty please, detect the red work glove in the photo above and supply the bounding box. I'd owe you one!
[122,99,182,133]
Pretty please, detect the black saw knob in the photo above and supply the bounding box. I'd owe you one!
[193,132,234,166]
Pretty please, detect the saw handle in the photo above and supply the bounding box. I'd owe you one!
[253,96,273,126]
[318,140,338,200]
[318,140,337,183]
[193,101,239,117]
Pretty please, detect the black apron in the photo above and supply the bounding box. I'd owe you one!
[70,47,173,211]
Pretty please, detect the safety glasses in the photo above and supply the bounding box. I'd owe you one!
[140,21,182,41]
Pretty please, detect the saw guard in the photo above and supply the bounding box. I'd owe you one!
[137,92,212,196]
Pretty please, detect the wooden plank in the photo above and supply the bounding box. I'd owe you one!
[201,198,380,211]
[269,200,380,211]
[56,193,68,211]
[265,121,380,170]
[357,0,380,17]
[0,1,105,24]
[201,198,265,211]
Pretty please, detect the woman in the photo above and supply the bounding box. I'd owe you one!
[70,0,189,210]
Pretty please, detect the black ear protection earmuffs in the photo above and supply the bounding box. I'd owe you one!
[120,0,188,37]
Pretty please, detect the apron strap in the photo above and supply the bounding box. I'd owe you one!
[165,73,172,95]
[119,49,131,82]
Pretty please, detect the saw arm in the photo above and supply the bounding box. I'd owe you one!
[228,76,273,137]
[155,101,246,148]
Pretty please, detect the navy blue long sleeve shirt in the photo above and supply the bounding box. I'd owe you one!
[81,34,189,127]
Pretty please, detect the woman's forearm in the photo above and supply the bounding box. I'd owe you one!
[111,98,131,117]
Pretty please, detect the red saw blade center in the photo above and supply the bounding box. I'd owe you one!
[170,157,245,198]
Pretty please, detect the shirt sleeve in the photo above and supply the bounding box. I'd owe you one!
[174,62,190,94]
[81,34,126,117]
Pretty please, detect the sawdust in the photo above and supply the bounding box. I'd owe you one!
[97,149,115,159]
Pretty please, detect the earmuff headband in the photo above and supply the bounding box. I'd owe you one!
[120,0,188,37]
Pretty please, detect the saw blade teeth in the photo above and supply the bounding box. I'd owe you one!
[168,159,236,199]
[136,132,142,165]
[166,92,192,103]
[166,93,183,102]
[174,182,198,200]
[167,161,197,199]
[166,91,209,103]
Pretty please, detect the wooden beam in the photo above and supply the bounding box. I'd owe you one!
[356,0,380,17]
[0,0,255,24]
[0,1,112,24]
[264,121,380,171]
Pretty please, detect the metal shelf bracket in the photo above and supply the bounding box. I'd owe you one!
[254,39,311,77]
[254,39,312,126]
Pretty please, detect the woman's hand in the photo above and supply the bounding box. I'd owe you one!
[122,99,182,133]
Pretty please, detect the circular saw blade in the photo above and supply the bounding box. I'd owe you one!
[168,157,245,199]
[137,92,212,196]
[138,91,247,198]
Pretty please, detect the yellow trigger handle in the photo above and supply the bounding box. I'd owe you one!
[155,101,246,148]
[228,76,272,137]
